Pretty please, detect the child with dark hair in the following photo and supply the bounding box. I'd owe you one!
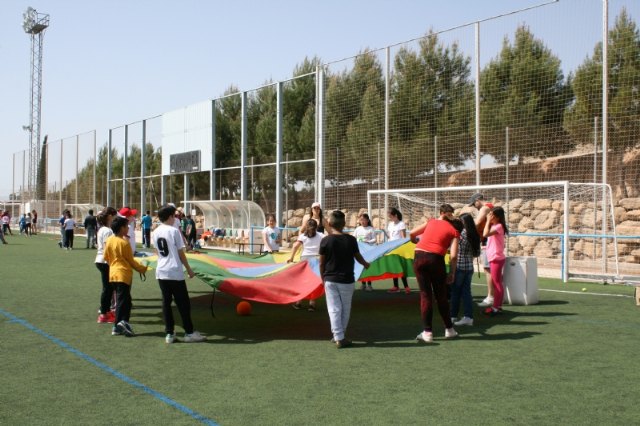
[63,211,76,250]
[409,204,460,343]
[153,204,206,343]
[320,211,370,349]
[95,211,116,324]
[483,206,509,316]
[103,216,148,336]
[288,218,324,311]
[262,213,281,253]
[386,207,410,294]
[354,213,376,291]
[451,213,481,326]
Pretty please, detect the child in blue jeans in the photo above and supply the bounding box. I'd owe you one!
[319,211,370,349]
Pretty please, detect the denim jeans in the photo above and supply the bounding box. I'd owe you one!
[324,280,354,341]
[451,269,474,319]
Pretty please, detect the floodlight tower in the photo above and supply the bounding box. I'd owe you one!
[22,7,49,200]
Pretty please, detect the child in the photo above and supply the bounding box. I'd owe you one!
[19,214,27,235]
[451,213,481,326]
[354,213,376,291]
[262,213,281,253]
[319,210,370,349]
[63,212,76,250]
[483,206,508,316]
[103,216,148,336]
[95,211,116,324]
[288,218,324,311]
[385,207,410,294]
[153,204,206,344]
[409,204,460,343]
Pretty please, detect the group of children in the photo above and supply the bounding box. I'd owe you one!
[87,194,506,348]
[93,204,206,343]
[274,195,508,347]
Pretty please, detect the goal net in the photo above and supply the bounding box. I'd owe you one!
[367,181,630,283]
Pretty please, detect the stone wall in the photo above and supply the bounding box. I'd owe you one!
[282,197,640,269]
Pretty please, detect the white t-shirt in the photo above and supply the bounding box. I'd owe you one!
[387,220,406,241]
[296,233,324,257]
[128,219,136,253]
[95,226,114,264]
[354,225,376,245]
[153,223,186,281]
[262,226,281,252]
[64,218,76,231]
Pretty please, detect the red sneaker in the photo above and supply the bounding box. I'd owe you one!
[483,307,502,316]
[387,287,400,293]
[106,311,116,323]
[97,314,110,323]
[404,287,411,294]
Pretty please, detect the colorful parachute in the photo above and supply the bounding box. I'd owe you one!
[141,238,412,304]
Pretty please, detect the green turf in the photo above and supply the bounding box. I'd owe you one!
[1,234,639,425]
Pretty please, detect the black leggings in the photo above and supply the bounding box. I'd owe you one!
[95,263,114,314]
[158,279,194,335]
[413,251,453,331]
[393,276,408,288]
[113,282,132,324]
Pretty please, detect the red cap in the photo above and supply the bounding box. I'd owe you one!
[118,207,138,217]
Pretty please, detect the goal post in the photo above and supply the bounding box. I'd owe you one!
[367,181,621,283]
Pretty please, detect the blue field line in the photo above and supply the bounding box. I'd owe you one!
[0,307,218,426]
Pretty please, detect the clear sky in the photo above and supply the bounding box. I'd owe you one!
[1,0,638,200]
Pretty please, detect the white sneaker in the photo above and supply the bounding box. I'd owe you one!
[451,317,457,324]
[184,331,206,343]
[445,328,458,339]
[478,297,494,307]
[454,317,474,326]
[165,333,176,344]
[416,331,433,343]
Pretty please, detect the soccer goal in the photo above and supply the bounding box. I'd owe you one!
[367,181,624,283]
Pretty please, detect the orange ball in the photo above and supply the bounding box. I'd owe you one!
[236,300,252,316]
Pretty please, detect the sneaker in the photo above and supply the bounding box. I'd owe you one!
[292,303,302,310]
[366,285,373,292]
[97,314,110,324]
[478,297,494,307]
[454,316,474,326]
[106,311,116,323]
[483,307,502,316]
[165,333,176,344]
[387,286,400,293]
[184,331,206,343]
[445,328,458,339]
[416,331,433,343]
[117,320,134,337]
[58,241,62,248]
[451,317,457,324]
[111,325,123,336]
[404,287,411,294]
[336,339,352,349]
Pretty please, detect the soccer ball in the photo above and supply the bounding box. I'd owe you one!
[236,300,252,316]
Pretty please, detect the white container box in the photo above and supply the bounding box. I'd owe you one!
[503,256,539,305]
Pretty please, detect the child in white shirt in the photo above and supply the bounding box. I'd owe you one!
[288,218,324,311]
[262,214,281,253]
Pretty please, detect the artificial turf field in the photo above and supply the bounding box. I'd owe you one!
[1,233,639,425]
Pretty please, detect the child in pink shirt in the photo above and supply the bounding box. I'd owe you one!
[483,207,508,315]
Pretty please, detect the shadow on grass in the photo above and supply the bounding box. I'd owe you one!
[163,290,581,345]
[533,300,570,306]
[460,331,542,341]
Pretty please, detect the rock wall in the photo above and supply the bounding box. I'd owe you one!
[282,197,640,265]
